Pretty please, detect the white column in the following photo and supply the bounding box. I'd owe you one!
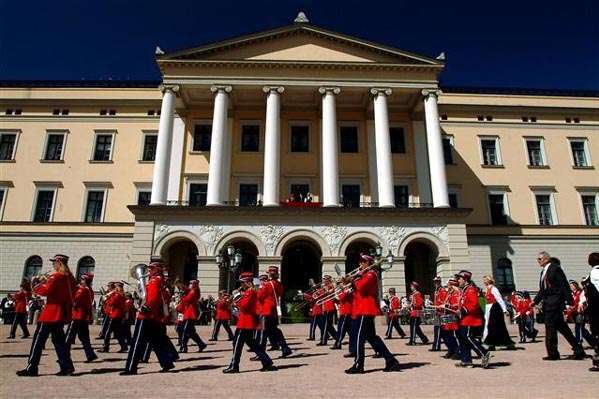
[167,114,185,203]
[206,86,232,206]
[371,88,395,207]
[319,87,340,207]
[150,85,179,205]
[262,86,284,207]
[423,89,450,208]
[412,121,433,205]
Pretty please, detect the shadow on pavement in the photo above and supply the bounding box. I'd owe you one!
[0,353,41,358]
[237,363,308,373]
[282,352,327,359]
[156,364,223,373]
[73,367,124,376]
[483,361,512,369]
[174,356,221,362]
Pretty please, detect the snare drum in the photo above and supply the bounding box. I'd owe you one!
[440,314,457,324]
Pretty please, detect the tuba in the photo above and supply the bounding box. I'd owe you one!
[129,263,149,308]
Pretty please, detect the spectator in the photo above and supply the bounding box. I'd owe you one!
[2,294,15,325]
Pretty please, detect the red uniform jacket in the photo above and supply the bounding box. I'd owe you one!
[322,284,337,313]
[257,282,278,317]
[72,284,94,322]
[125,298,136,320]
[138,275,165,321]
[434,287,448,314]
[566,289,582,321]
[351,270,380,317]
[338,290,353,317]
[309,289,324,316]
[459,284,483,327]
[388,295,401,319]
[236,289,259,329]
[34,272,77,323]
[179,287,200,321]
[515,298,534,317]
[442,289,461,331]
[13,289,31,313]
[410,291,424,318]
[215,298,232,321]
[106,291,126,319]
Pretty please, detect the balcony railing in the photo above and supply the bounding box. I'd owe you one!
[160,200,435,208]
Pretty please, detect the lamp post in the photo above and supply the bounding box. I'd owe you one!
[370,242,394,269]
[216,244,243,293]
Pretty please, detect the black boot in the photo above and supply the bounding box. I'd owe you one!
[16,368,38,377]
[222,366,239,374]
[345,365,364,374]
[383,360,402,372]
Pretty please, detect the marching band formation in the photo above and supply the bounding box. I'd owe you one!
[7,251,599,377]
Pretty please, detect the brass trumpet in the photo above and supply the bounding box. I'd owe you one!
[30,272,52,288]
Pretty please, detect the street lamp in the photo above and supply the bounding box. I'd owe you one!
[216,245,243,293]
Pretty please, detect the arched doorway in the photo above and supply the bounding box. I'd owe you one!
[281,239,322,294]
[164,239,199,283]
[404,240,439,297]
[218,239,259,292]
[344,240,376,275]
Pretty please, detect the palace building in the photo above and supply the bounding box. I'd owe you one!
[1,13,598,300]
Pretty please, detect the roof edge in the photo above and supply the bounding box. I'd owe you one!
[442,85,599,98]
[0,80,161,89]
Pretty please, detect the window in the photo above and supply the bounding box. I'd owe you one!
[33,189,56,222]
[570,139,590,167]
[192,124,212,152]
[488,193,509,225]
[23,256,43,281]
[241,124,260,152]
[0,188,6,220]
[480,137,500,166]
[448,193,459,208]
[390,127,406,153]
[581,194,599,226]
[290,184,309,201]
[0,132,17,160]
[137,191,151,206]
[84,190,105,223]
[340,126,359,153]
[189,183,208,207]
[525,138,546,166]
[394,185,409,207]
[341,184,360,208]
[93,134,113,161]
[44,133,65,161]
[495,258,515,293]
[442,136,454,164]
[239,184,259,206]
[290,125,310,152]
[142,134,157,161]
[535,194,555,225]
[76,256,95,280]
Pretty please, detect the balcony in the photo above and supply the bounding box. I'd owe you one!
[162,200,435,209]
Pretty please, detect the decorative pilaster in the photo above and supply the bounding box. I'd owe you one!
[371,88,395,208]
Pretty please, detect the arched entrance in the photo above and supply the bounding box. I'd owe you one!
[218,239,259,292]
[344,240,376,274]
[163,239,199,283]
[404,239,439,297]
[281,239,322,294]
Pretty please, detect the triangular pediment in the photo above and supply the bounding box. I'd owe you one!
[159,23,441,66]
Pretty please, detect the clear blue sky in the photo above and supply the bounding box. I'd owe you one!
[1,0,598,90]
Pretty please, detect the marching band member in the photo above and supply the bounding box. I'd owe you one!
[17,254,77,377]
[121,261,175,375]
[430,277,446,350]
[385,288,405,339]
[210,290,234,341]
[567,280,584,345]
[311,286,327,343]
[223,272,277,373]
[407,281,429,346]
[178,279,207,353]
[257,266,292,356]
[317,275,338,346]
[304,291,318,341]
[100,281,128,353]
[8,280,31,339]
[97,281,116,340]
[440,278,461,359]
[65,272,97,362]
[123,292,136,345]
[482,276,515,350]
[332,281,353,350]
[514,291,537,343]
[581,252,599,371]
[174,280,188,350]
[455,270,491,368]
[345,254,401,374]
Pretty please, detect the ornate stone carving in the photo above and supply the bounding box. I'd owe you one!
[320,225,348,254]
[156,224,170,237]
[259,225,285,255]
[198,225,224,250]
[431,225,449,247]
[379,226,407,253]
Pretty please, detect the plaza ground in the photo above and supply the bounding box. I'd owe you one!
[0,323,597,398]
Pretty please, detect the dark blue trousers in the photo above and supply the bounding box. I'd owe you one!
[9,313,30,337]
[353,316,395,369]
[441,328,460,354]
[335,314,351,346]
[25,322,73,372]
[457,326,488,363]
[385,317,405,338]
[211,320,234,340]
[124,319,173,373]
[65,319,96,361]
[319,311,337,344]
[229,329,272,369]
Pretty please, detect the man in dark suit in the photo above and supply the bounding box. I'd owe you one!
[533,251,585,360]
